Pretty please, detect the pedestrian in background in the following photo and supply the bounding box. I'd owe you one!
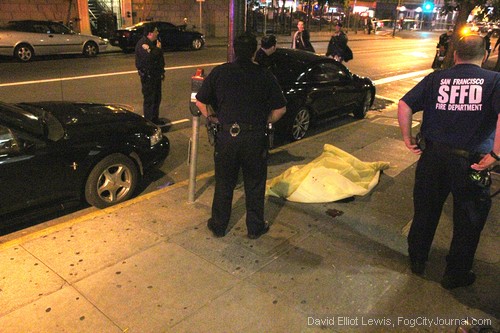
[292,20,315,52]
[255,34,277,68]
[135,24,165,125]
[398,35,500,289]
[195,33,287,239]
[326,22,352,63]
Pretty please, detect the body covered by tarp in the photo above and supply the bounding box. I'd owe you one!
[266,144,390,203]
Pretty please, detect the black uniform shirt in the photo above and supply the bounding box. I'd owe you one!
[135,36,165,79]
[196,59,286,126]
[401,64,500,153]
[255,48,273,69]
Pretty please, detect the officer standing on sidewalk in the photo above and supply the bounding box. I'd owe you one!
[398,35,500,289]
[135,24,165,125]
[195,33,287,239]
[255,34,277,69]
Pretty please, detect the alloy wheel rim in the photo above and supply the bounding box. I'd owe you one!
[292,109,310,140]
[96,164,132,203]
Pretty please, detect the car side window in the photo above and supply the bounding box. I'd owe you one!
[308,63,348,82]
[33,24,50,34]
[307,66,329,82]
[48,23,69,34]
[0,125,20,155]
[158,22,175,31]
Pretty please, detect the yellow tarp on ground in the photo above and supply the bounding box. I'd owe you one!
[266,144,390,203]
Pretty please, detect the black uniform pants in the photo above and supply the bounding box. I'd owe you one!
[211,130,268,235]
[408,147,491,274]
[140,76,162,122]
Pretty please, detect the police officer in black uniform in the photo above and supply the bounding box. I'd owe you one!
[135,24,165,124]
[255,34,277,69]
[195,33,287,239]
[398,35,500,289]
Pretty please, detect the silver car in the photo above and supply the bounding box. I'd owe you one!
[0,20,107,62]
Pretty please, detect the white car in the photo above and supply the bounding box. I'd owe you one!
[0,20,107,62]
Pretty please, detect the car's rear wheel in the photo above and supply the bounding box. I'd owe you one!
[191,38,203,50]
[83,42,98,57]
[14,44,34,62]
[85,154,138,209]
[290,107,310,141]
[353,90,372,119]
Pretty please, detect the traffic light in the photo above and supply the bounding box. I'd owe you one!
[423,1,434,12]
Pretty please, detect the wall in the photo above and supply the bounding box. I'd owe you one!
[0,0,79,30]
[131,0,228,37]
[0,0,229,37]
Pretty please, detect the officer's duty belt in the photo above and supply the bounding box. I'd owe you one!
[221,123,265,137]
[426,140,473,159]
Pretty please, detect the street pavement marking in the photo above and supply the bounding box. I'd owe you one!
[373,69,433,85]
[1,65,432,88]
[0,62,224,87]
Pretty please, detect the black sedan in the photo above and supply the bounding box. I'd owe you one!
[0,101,169,221]
[270,48,375,141]
[110,21,205,52]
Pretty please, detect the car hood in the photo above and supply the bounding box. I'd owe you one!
[20,101,144,127]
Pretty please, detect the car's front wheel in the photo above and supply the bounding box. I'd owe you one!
[289,107,311,141]
[83,42,98,57]
[85,154,139,209]
[14,44,34,62]
[191,38,203,50]
[353,90,372,119]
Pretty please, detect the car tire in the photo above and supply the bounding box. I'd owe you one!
[353,90,372,119]
[83,41,98,57]
[14,43,34,62]
[85,153,139,209]
[191,38,203,50]
[289,107,310,141]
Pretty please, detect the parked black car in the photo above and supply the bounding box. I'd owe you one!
[110,21,205,52]
[0,101,169,221]
[270,48,375,141]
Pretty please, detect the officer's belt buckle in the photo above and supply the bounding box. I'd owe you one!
[229,123,240,137]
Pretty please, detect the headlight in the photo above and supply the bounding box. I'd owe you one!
[149,126,163,146]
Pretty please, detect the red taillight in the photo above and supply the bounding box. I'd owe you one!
[122,31,131,38]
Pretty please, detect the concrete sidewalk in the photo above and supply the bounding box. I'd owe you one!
[0,103,498,332]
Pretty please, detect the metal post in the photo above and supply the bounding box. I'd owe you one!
[187,68,204,203]
[199,1,203,32]
[187,115,200,203]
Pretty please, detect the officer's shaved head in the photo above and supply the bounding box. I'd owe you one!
[234,32,258,60]
[456,35,486,61]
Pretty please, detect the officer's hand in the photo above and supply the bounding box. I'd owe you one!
[471,154,496,171]
[207,115,219,124]
[156,40,162,48]
[404,136,422,155]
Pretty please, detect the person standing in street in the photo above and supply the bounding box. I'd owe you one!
[398,35,500,289]
[195,33,287,239]
[291,20,315,52]
[326,22,352,63]
[255,34,277,68]
[135,24,165,125]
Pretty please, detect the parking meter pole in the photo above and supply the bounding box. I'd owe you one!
[188,116,200,203]
[187,68,204,203]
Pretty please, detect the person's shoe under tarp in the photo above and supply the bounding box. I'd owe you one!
[266,144,390,203]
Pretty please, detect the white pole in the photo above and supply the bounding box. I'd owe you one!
[199,1,203,32]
